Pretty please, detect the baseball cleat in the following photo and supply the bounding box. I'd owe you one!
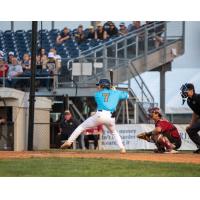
[60,141,72,149]
[164,149,179,154]
[193,148,200,154]
[120,148,126,154]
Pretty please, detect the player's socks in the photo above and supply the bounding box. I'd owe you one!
[112,131,125,149]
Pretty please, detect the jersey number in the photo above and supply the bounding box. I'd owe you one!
[102,93,110,102]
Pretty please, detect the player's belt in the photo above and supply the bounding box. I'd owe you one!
[98,110,116,118]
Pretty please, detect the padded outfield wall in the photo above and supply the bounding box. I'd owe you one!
[101,124,196,150]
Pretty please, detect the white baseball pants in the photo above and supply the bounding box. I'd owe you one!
[67,110,125,149]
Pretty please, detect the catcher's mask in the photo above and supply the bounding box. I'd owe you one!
[180,83,195,105]
[96,79,111,89]
[148,107,162,119]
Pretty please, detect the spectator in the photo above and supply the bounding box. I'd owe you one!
[56,110,82,149]
[128,21,141,32]
[95,23,108,40]
[74,24,85,44]
[86,25,95,40]
[154,21,165,48]
[36,48,49,90]
[20,53,31,90]
[49,48,62,73]
[103,21,113,32]
[118,22,128,36]
[56,27,71,44]
[45,48,61,92]
[21,53,31,73]
[6,57,23,88]
[46,52,58,91]
[7,51,15,64]
[46,52,58,74]
[107,22,118,38]
[0,60,9,86]
[83,112,103,149]
[36,48,48,69]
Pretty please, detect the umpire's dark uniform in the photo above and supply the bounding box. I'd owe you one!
[186,93,200,153]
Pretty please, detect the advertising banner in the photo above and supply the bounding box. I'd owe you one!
[100,124,196,150]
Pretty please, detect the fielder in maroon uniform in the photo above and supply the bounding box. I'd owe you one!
[137,107,182,153]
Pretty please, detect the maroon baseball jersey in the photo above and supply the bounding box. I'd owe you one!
[155,119,180,138]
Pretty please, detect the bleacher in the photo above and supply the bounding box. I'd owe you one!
[0,28,117,60]
[0,21,185,124]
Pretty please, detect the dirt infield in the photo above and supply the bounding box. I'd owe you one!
[0,150,200,164]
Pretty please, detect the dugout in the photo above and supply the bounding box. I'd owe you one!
[0,87,52,151]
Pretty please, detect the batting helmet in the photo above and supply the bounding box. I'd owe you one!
[180,83,195,98]
[148,107,162,118]
[96,79,111,89]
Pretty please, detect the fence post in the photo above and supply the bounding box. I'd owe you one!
[28,21,38,151]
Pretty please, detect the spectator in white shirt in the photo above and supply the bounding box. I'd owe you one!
[6,57,23,88]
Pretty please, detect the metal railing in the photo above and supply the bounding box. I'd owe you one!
[128,60,154,104]
[66,21,184,82]
[0,75,58,92]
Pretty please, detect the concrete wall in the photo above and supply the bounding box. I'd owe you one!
[0,88,52,151]
[33,109,50,150]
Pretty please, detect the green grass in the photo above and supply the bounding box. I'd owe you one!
[0,158,200,177]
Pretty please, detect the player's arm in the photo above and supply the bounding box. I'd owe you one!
[152,127,162,134]
[56,35,61,43]
[61,35,70,41]
[119,90,129,100]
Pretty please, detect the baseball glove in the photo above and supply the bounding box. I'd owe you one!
[137,132,152,142]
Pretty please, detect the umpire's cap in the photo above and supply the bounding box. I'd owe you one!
[96,79,111,88]
[180,83,195,98]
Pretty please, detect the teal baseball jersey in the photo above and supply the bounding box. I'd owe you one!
[95,89,129,112]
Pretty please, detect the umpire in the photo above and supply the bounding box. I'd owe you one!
[180,83,200,153]
[56,110,82,149]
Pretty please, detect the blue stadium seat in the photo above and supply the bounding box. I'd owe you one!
[2,26,119,61]
[14,30,30,57]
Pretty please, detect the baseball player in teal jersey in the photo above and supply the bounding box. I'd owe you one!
[61,79,129,153]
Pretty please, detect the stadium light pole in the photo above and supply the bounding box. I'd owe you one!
[28,21,38,151]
